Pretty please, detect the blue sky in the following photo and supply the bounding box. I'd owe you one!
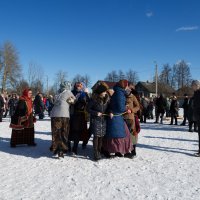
[0,0,200,86]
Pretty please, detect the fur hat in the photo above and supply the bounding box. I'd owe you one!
[191,80,200,87]
[94,82,109,94]
[59,81,71,93]
[117,79,129,89]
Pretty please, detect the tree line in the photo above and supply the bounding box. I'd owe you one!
[0,41,92,95]
[104,60,193,90]
[0,41,194,95]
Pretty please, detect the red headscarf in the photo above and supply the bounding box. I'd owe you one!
[20,89,33,116]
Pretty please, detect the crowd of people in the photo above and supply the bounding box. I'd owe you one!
[0,79,200,159]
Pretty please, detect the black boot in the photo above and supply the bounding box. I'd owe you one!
[131,145,136,157]
[68,141,72,152]
[124,153,133,159]
[189,122,193,132]
[194,122,198,132]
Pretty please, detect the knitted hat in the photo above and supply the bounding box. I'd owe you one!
[59,81,71,93]
[191,80,200,87]
[117,79,129,89]
[94,82,109,94]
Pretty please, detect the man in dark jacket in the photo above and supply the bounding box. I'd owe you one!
[154,93,167,124]
[0,93,5,122]
[180,94,189,126]
[192,80,200,157]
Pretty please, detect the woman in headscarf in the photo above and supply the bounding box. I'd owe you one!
[87,81,109,161]
[103,80,133,159]
[50,81,76,158]
[68,82,90,155]
[10,89,36,147]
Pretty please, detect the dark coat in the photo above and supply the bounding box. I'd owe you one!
[170,99,179,116]
[8,98,18,116]
[156,96,167,114]
[105,86,126,139]
[10,99,34,129]
[34,94,44,114]
[0,95,4,109]
[69,90,89,141]
[193,89,200,122]
[188,97,195,122]
[87,94,109,137]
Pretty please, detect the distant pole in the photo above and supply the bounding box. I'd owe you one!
[155,61,158,97]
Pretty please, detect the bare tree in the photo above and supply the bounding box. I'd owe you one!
[15,79,29,95]
[0,41,22,92]
[118,70,126,80]
[82,74,91,88]
[27,62,44,86]
[105,70,119,82]
[174,60,192,89]
[53,70,68,93]
[159,64,172,85]
[126,69,139,84]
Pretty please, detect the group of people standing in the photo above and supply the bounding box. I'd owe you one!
[6,79,200,159]
[8,80,141,160]
[49,80,141,160]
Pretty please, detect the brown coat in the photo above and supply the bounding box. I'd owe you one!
[124,94,140,120]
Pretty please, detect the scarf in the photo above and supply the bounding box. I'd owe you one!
[19,89,33,116]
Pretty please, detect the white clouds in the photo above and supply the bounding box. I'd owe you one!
[146,11,153,18]
[176,26,199,32]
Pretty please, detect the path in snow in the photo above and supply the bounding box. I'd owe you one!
[0,116,199,200]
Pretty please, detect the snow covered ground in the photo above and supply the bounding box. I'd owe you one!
[0,112,200,200]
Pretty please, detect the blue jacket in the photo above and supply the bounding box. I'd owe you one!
[105,86,126,138]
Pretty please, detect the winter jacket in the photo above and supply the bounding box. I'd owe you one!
[87,94,109,137]
[10,99,34,129]
[193,89,200,122]
[124,93,140,120]
[170,99,179,115]
[188,97,195,122]
[156,96,167,114]
[0,95,4,110]
[8,98,18,116]
[50,90,75,118]
[34,94,45,115]
[105,86,127,139]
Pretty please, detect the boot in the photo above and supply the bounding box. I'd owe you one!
[194,122,198,132]
[124,153,133,159]
[131,145,136,157]
[68,141,72,152]
[189,122,193,132]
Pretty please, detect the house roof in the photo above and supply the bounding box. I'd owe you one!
[92,80,116,90]
[136,81,175,94]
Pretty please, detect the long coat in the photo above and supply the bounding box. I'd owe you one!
[188,97,195,122]
[50,90,75,118]
[69,90,89,142]
[193,89,200,122]
[170,99,179,116]
[87,94,109,137]
[156,96,167,114]
[8,98,18,116]
[34,94,45,115]
[105,86,127,139]
[10,99,34,129]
